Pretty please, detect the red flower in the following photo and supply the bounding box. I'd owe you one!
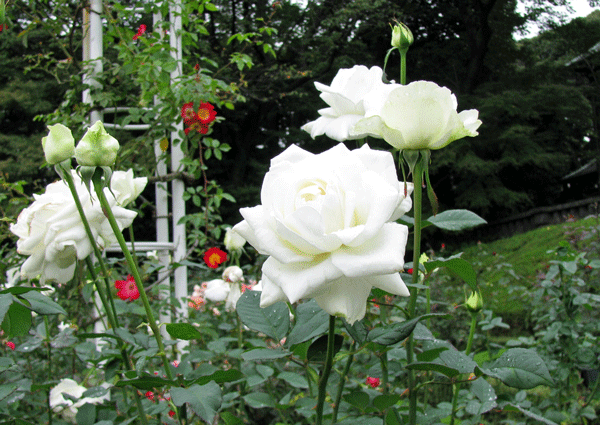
[366,377,380,388]
[133,24,147,40]
[0,24,7,33]
[181,101,217,135]
[203,248,227,269]
[194,63,200,71]
[5,341,15,351]
[181,102,196,125]
[196,102,217,124]
[168,410,176,418]
[115,275,140,301]
[145,391,154,402]
[407,268,413,274]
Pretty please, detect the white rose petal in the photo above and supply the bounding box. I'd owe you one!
[203,279,230,302]
[234,143,412,324]
[301,65,388,141]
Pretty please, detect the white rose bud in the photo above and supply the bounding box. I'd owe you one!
[224,227,246,251]
[74,121,120,166]
[42,124,75,165]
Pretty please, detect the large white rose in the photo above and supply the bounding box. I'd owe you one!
[50,379,110,424]
[352,80,482,150]
[301,65,388,142]
[10,170,147,284]
[233,143,413,324]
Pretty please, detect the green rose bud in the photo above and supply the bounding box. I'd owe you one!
[391,21,413,53]
[42,124,75,165]
[466,290,484,313]
[74,121,120,167]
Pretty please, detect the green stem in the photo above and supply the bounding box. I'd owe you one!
[406,156,423,425]
[332,344,354,424]
[62,169,119,329]
[450,313,478,425]
[316,315,336,425]
[92,173,174,382]
[43,316,52,425]
[400,51,407,85]
[62,168,148,424]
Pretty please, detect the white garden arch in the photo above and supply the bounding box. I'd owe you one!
[83,0,188,353]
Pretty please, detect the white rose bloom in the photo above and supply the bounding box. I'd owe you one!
[301,65,388,141]
[49,379,110,424]
[233,143,412,324]
[10,170,146,284]
[110,169,147,207]
[352,80,482,150]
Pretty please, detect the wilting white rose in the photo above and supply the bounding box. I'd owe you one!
[353,80,482,150]
[301,65,388,141]
[222,266,244,283]
[49,379,110,424]
[10,170,146,284]
[233,143,412,324]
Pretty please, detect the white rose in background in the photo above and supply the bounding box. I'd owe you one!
[49,379,110,424]
[233,143,413,324]
[10,170,146,284]
[352,80,482,150]
[301,65,388,141]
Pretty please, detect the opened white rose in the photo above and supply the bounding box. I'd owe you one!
[10,170,147,284]
[301,65,388,141]
[203,277,242,312]
[233,143,412,324]
[49,379,110,424]
[352,80,482,150]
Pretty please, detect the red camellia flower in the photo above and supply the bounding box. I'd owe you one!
[5,341,15,351]
[115,275,140,301]
[203,247,227,269]
[181,101,217,135]
[366,377,380,388]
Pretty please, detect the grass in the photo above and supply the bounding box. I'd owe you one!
[434,215,600,318]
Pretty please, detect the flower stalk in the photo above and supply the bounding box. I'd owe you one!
[316,315,336,425]
[332,343,354,424]
[92,173,173,378]
[61,167,148,424]
[405,152,424,425]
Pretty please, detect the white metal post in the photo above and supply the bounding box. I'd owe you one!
[83,0,103,125]
[169,1,189,355]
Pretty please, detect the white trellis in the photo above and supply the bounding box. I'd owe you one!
[83,0,188,354]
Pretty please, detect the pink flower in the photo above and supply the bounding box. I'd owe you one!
[145,391,154,402]
[133,24,147,41]
[5,341,15,351]
[115,275,140,301]
[366,377,380,388]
